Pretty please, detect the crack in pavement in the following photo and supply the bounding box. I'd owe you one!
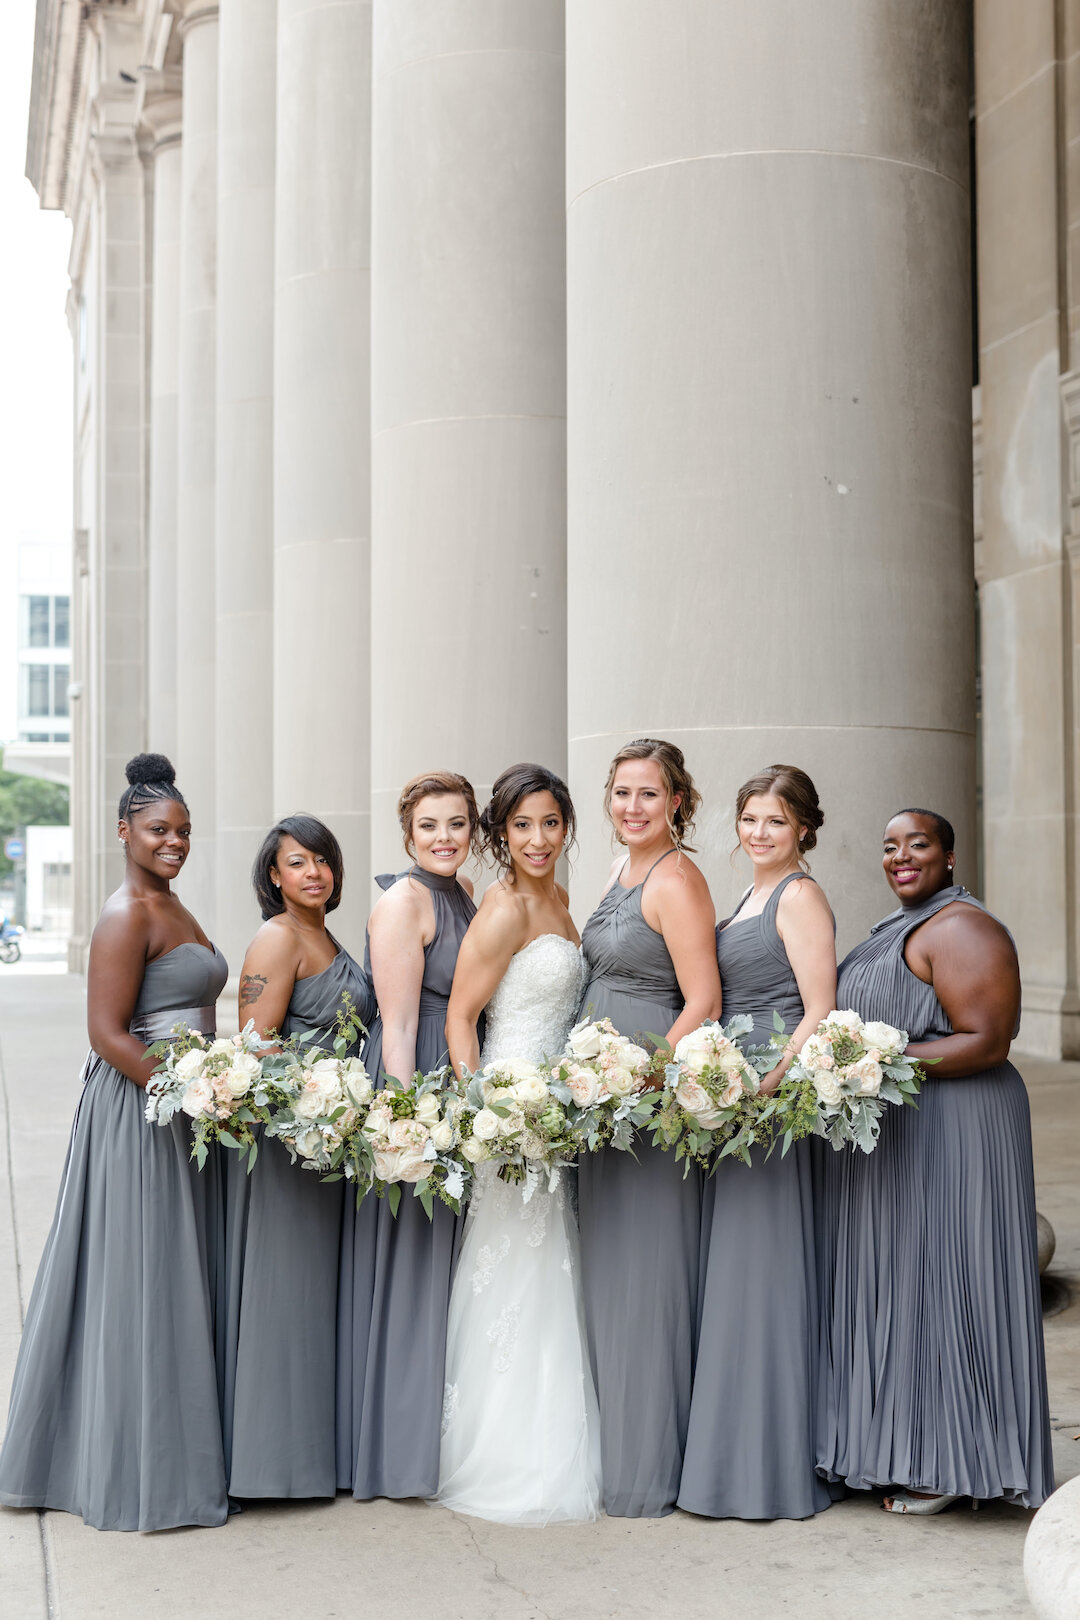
[451,1510,557,1620]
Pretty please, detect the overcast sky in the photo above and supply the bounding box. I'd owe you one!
[0,2,74,745]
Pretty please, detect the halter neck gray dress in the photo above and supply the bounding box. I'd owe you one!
[576,851,701,1518]
[0,941,230,1531]
[224,945,374,1498]
[816,885,1054,1507]
[336,866,476,1500]
[678,873,833,1519]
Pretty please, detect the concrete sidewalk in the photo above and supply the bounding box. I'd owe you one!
[1,971,1077,1620]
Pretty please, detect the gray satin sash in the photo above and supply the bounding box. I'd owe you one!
[129,1005,217,1043]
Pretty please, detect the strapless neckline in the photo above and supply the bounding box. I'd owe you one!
[148,940,220,966]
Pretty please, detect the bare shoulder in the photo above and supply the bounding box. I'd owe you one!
[372,874,425,919]
[921,900,1014,957]
[458,874,475,899]
[555,881,570,907]
[777,875,835,927]
[242,914,302,973]
[471,881,530,950]
[92,889,148,950]
[651,852,711,899]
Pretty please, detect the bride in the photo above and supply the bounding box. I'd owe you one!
[439,764,602,1524]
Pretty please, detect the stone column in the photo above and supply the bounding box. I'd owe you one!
[976,0,1077,1054]
[141,77,183,761]
[566,2,976,944]
[215,0,276,977]
[369,2,567,877]
[274,0,372,940]
[175,2,219,931]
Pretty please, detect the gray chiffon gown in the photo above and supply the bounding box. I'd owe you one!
[576,850,702,1518]
[223,945,375,1498]
[0,942,230,1531]
[678,873,833,1519]
[336,866,475,1499]
[816,884,1055,1508]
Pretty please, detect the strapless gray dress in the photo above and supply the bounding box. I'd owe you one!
[816,885,1054,1507]
[223,945,374,1498]
[336,867,475,1499]
[576,852,701,1518]
[678,873,833,1519]
[0,942,229,1531]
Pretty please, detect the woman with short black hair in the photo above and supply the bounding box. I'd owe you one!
[221,814,374,1500]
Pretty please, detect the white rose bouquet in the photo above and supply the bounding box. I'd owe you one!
[549,1018,659,1155]
[347,1069,468,1217]
[456,1057,581,1194]
[144,1021,274,1170]
[783,1009,924,1153]
[263,1046,374,1175]
[650,1014,781,1169]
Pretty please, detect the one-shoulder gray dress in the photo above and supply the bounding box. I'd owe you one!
[224,945,374,1498]
[336,866,476,1499]
[816,884,1054,1508]
[0,942,230,1531]
[576,851,701,1518]
[678,873,833,1519]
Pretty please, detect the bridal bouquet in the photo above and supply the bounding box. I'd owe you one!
[783,1009,923,1153]
[350,1071,468,1217]
[457,1058,580,1190]
[651,1015,779,1169]
[262,1046,373,1174]
[550,1018,659,1153]
[144,1022,271,1170]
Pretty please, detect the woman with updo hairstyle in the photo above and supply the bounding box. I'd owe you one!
[337,770,480,1503]
[679,765,838,1521]
[575,738,722,1519]
[219,814,375,1501]
[0,754,229,1530]
[816,810,1054,1515]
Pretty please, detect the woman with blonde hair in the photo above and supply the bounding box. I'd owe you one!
[576,738,721,1518]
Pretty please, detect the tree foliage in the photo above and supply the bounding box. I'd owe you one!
[0,747,69,878]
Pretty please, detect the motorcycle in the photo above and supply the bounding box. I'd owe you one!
[0,918,24,964]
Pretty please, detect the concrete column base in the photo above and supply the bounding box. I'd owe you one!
[1025,1476,1080,1619]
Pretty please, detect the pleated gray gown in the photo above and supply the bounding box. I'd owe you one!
[576,851,701,1518]
[678,873,834,1519]
[223,946,374,1498]
[336,866,475,1499]
[0,942,230,1531]
[816,884,1055,1508]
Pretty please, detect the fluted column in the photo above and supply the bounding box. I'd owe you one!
[175,1,219,930]
[369,2,567,875]
[274,0,372,940]
[215,0,276,976]
[141,77,183,761]
[566,2,975,943]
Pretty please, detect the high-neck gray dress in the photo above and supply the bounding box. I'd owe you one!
[224,945,374,1498]
[0,941,230,1531]
[576,851,701,1518]
[816,884,1054,1507]
[336,866,476,1499]
[678,872,833,1519]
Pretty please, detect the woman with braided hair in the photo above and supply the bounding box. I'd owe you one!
[0,754,230,1531]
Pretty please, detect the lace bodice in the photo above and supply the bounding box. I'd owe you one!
[481,934,585,1067]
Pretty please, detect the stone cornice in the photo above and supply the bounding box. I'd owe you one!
[174,0,219,39]
[26,0,86,210]
[136,69,184,149]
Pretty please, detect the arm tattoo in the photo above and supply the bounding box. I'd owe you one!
[239,973,268,1009]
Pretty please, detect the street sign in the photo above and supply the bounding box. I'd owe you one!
[4,838,25,861]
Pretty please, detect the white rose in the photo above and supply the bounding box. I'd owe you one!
[414,1091,441,1128]
[613,1037,650,1075]
[861,1021,903,1057]
[567,1019,606,1060]
[396,1146,432,1184]
[603,1064,638,1098]
[372,1146,401,1182]
[521,1129,547,1161]
[460,1134,491,1163]
[826,1009,863,1033]
[389,1117,428,1151]
[674,1076,711,1116]
[181,1074,215,1118]
[845,1056,883,1097]
[495,1107,524,1139]
[565,1064,601,1108]
[220,1065,253,1100]
[431,1119,455,1152]
[294,1126,325,1162]
[175,1047,206,1081]
[208,1038,235,1059]
[342,1059,373,1108]
[309,1057,341,1083]
[294,1071,341,1121]
[813,1068,843,1107]
[471,1108,501,1142]
[673,1026,716,1073]
[511,1075,550,1110]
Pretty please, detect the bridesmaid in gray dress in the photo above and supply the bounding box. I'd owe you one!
[679,766,837,1520]
[0,754,228,1531]
[817,809,1054,1512]
[223,815,375,1499]
[576,739,722,1518]
[337,772,480,1499]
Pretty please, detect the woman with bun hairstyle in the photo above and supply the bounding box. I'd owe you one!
[0,754,229,1530]
[221,815,374,1500]
[337,772,479,1501]
[678,765,837,1521]
[816,810,1054,1514]
[576,738,721,1519]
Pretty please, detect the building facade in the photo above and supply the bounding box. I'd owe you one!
[23,0,1075,1056]
[7,537,71,787]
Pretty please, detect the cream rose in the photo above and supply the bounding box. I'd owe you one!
[181,1074,215,1118]
[565,1064,601,1107]
[460,1134,491,1164]
[603,1064,639,1098]
[826,1009,863,1033]
[363,1103,394,1140]
[208,1037,235,1059]
[673,1026,717,1073]
[861,1020,903,1056]
[294,1071,341,1121]
[343,1060,373,1108]
[844,1056,883,1097]
[175,1046,206,1081]
[471,1107,501,1141]
[495,1107,524,1139]
[813,1068,843,1107]
[521,1129,547,1162]
[511,1075,549,1111]
[718,1073,746,1108]
[220,1065,254,1100]
[674,1075,711,1116]
[431,1118,455,1152]
[388,1116,428,1151]
[294,1125,325,1162]
[567,1019,606,1060]
[414,1091,441,1128]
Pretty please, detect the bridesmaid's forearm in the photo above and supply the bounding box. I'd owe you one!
[906,1030,1011,1078]
[446,1013,481,1081]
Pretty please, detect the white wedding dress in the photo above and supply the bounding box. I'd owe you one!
[436,934,603,1524]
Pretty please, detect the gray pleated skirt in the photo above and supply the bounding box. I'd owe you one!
[815,1064,1055,1507]
[0,1057,228,1531]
